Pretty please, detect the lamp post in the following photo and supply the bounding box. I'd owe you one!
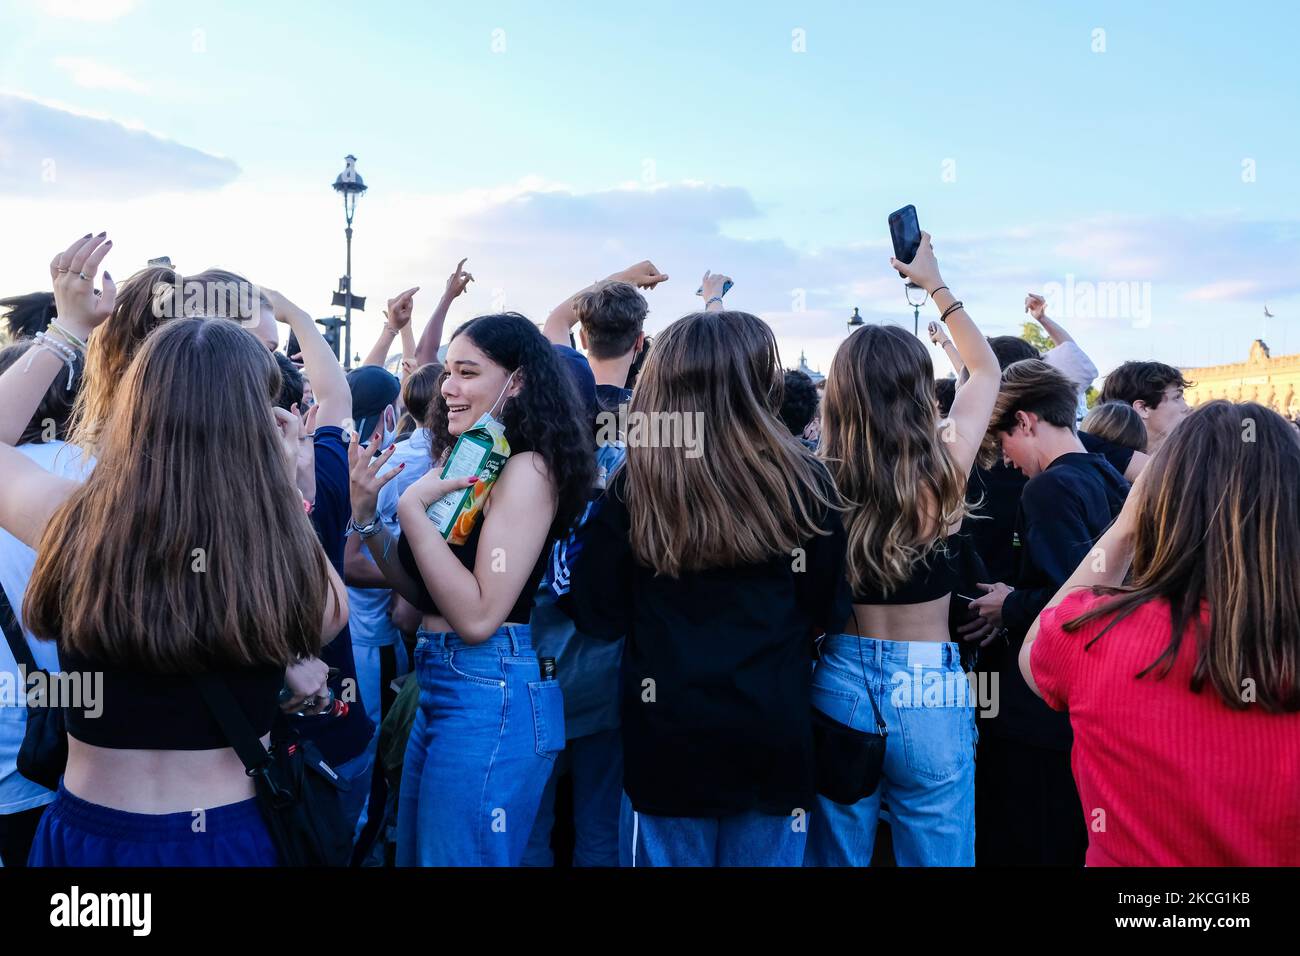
[331,155,368,368]
[847,307,865,333]
[904,282,928,337]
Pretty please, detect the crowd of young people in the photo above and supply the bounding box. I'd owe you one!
[0,228,1297,868]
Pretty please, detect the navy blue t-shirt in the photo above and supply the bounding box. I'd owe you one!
[283,424,374,766]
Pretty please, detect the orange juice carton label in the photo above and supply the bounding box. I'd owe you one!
[425,417,511,544]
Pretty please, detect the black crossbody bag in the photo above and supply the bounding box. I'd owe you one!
[810,618,888,805]
[193,674,352,867]
[0,581,66,792]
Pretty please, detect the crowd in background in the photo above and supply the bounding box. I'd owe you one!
[0,229,1297,868]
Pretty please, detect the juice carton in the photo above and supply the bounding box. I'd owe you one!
[425,415,511,545]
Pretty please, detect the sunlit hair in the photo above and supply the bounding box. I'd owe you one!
[25,319,332,673]
[70,266,268,453]
[1082,401,1147,452]
[1066,401,1300,712]
[397,361,443,437]
[979,358,1079,467]
[622,310,839,576]
[821,324,967,596]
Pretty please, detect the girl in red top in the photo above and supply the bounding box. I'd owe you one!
[1022,400,1300,866]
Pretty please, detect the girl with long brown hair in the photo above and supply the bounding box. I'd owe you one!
[569,279,850,867]
[0,235,348,865]
[1022,401,1300,865]
[806,234,1000,866]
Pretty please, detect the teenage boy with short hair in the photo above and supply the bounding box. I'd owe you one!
[969,359,1129,866]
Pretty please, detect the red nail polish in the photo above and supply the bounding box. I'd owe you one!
[399,463,406,469]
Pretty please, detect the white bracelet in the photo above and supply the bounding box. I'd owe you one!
[27,333,78,390]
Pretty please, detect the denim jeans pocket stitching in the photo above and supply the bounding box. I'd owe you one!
[528,680,566,759]
[445,649,507,688]
[810,683,860,730]
[896,701,974,784]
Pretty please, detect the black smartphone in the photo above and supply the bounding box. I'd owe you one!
[888,205,921,278]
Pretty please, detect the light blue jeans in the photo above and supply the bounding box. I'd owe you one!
[522,727,622,867]
[396,626,565,866]
[804,635,975,867]
[620,792,807,867]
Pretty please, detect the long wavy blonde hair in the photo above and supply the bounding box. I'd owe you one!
[623,310,840,576]
[821,324,969,596]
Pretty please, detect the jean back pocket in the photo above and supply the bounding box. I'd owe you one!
[528,680,566,758]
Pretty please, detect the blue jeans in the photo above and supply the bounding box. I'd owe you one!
[396,626,564,866]
[805,636,975,867]
[620,792,806,866]
[522,727,623,867]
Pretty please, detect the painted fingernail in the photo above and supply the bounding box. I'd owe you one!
[399,463,406,469]
[96,232,105,238]
[83,233,92,239]
[104,271,111,280]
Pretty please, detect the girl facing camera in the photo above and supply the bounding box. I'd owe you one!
[569,298,850,867]
[350,312,592,866]
[0,235,348,866]
[1023,401,1300,865]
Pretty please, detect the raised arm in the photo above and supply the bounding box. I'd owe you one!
[700,271,731,313]
[263,289,352,430]
[414,259,474,367]
[362,286,417,369]
[892,232,999,475]
[928,320,965,378]
[542,260,668,347]
[1025,293,1073,346]
[1,234,115,446]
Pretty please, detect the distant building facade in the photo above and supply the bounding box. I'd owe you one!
[1182,340,1300,417]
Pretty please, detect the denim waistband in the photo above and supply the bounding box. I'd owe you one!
[822,633,962,668]
[416,623,532,655]
[49,782,264,839]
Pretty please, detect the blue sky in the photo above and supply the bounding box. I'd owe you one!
[3,0,1299,377]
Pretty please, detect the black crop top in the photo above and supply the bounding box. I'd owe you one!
[397,515,548,626]
[59,647,282,751]
[851,535,964,605]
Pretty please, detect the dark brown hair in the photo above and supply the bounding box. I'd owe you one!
[0,340,84,444]
[1066,401,1300,712]
[26,319,332,673]
[574,280,647,360]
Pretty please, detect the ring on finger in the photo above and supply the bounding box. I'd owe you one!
[76,271,92,281]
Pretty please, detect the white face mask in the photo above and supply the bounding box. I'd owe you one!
[474,369,517,429]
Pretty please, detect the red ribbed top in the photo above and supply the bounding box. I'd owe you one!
[1033,589,1300,866]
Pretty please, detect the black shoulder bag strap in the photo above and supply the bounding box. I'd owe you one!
[192,673,279,792]
[0,580,38,676]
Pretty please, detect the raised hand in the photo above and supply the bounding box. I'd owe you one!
[348,429,403,525]
[928,321,951,347]
[889,231,944,294]
[612,260,669,290]
[446,259,474,299]
[699,270,732,301]
[1025,292,1047,321]
[49,233,116,340]
[386,287,419,330]
[261,287,311,326]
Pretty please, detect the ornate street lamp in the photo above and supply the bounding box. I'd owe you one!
[847,306,865,332]
[331,155,368,368]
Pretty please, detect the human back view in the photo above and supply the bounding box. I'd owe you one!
[806,233,1000,866]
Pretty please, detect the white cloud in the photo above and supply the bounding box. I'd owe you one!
[0,93,239,197]
[35,0,137,20]
[53,57,149,94]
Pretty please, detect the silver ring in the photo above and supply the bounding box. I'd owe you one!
[76,271,91,281]
[302,696,318,709]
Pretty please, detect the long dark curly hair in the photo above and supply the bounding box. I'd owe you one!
[429,313,593,538]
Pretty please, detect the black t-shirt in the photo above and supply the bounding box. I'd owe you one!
[568,469,850,817]
[963,429,1133,585]
[979,451,1128,750]
[282,425,374,766]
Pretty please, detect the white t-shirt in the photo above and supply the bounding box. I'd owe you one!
[1044,340,1099,422]
[1,440,92,814]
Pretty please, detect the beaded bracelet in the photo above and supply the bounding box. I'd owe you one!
[939,300,965,323]
[26,333,79,390]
